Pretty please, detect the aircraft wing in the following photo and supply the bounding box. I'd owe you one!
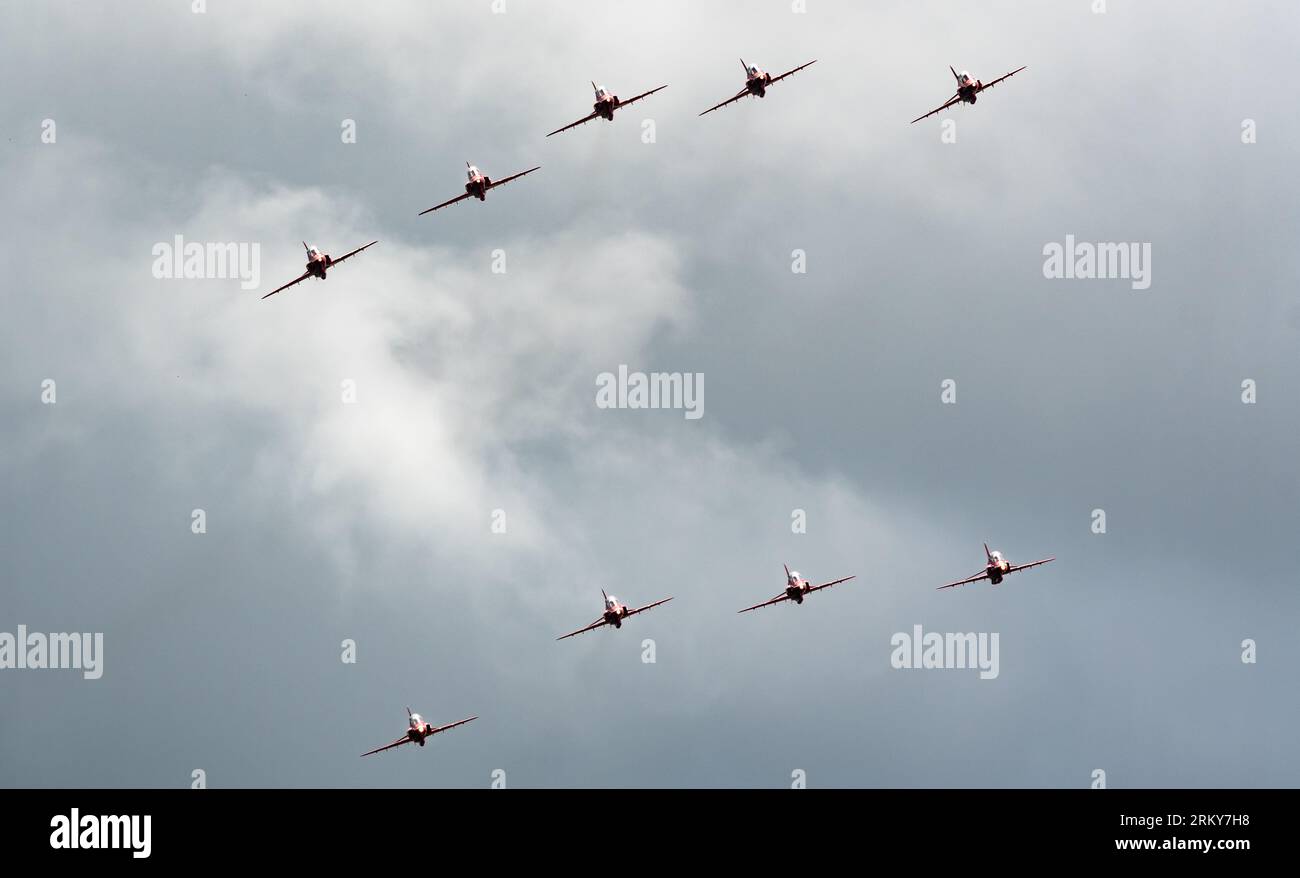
[937,569,992,590]
[738,593,790,614]
[428,715,478,735]
[1007,557,1055,575]
[486,166,542,190]
[910,93,961,124]
[624,597,673,617]
[769,59,817,85]
[978,66,1026,91]
[260,270,312,300]
[556,617,609,641]
[419,191,473,215]
[331,240,378,265]
[617,84,668,108]
[807,575,856,593]
[547,112,600,137]
[699,88,750,117]
[360,736,412,757]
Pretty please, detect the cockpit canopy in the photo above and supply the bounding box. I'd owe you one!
[409,713,423,726]
[466,165,479,180]
[749,66,759,76]
[788,570,800,582]
[959,71,972,82]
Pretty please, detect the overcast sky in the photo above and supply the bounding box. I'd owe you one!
[2,0,1298,788]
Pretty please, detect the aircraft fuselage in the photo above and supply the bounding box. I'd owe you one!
[595,95,620,120]
[464,175,491,201]
[956,76,984,103]
[307,255,330,279]
[407,723,433,745]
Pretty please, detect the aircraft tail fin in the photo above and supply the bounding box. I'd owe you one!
[950,65,960,83]
[984,542,993,562]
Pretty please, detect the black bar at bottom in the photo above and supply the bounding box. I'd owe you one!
[1,789,1282,863]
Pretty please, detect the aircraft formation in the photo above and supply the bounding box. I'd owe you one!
[239,51,1037,757]
[364,543,1053,756]
[261,58,1027,299]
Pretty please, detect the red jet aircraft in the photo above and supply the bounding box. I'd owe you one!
[261,240,378,299]
[418,162,541,215]
[738,564,855,613]
[359,707,477,757]
[547,81,668,137]
[556,590,673,640]
[699,58,816,116]
[911,65,1026,124]
[938,543,1054,589]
